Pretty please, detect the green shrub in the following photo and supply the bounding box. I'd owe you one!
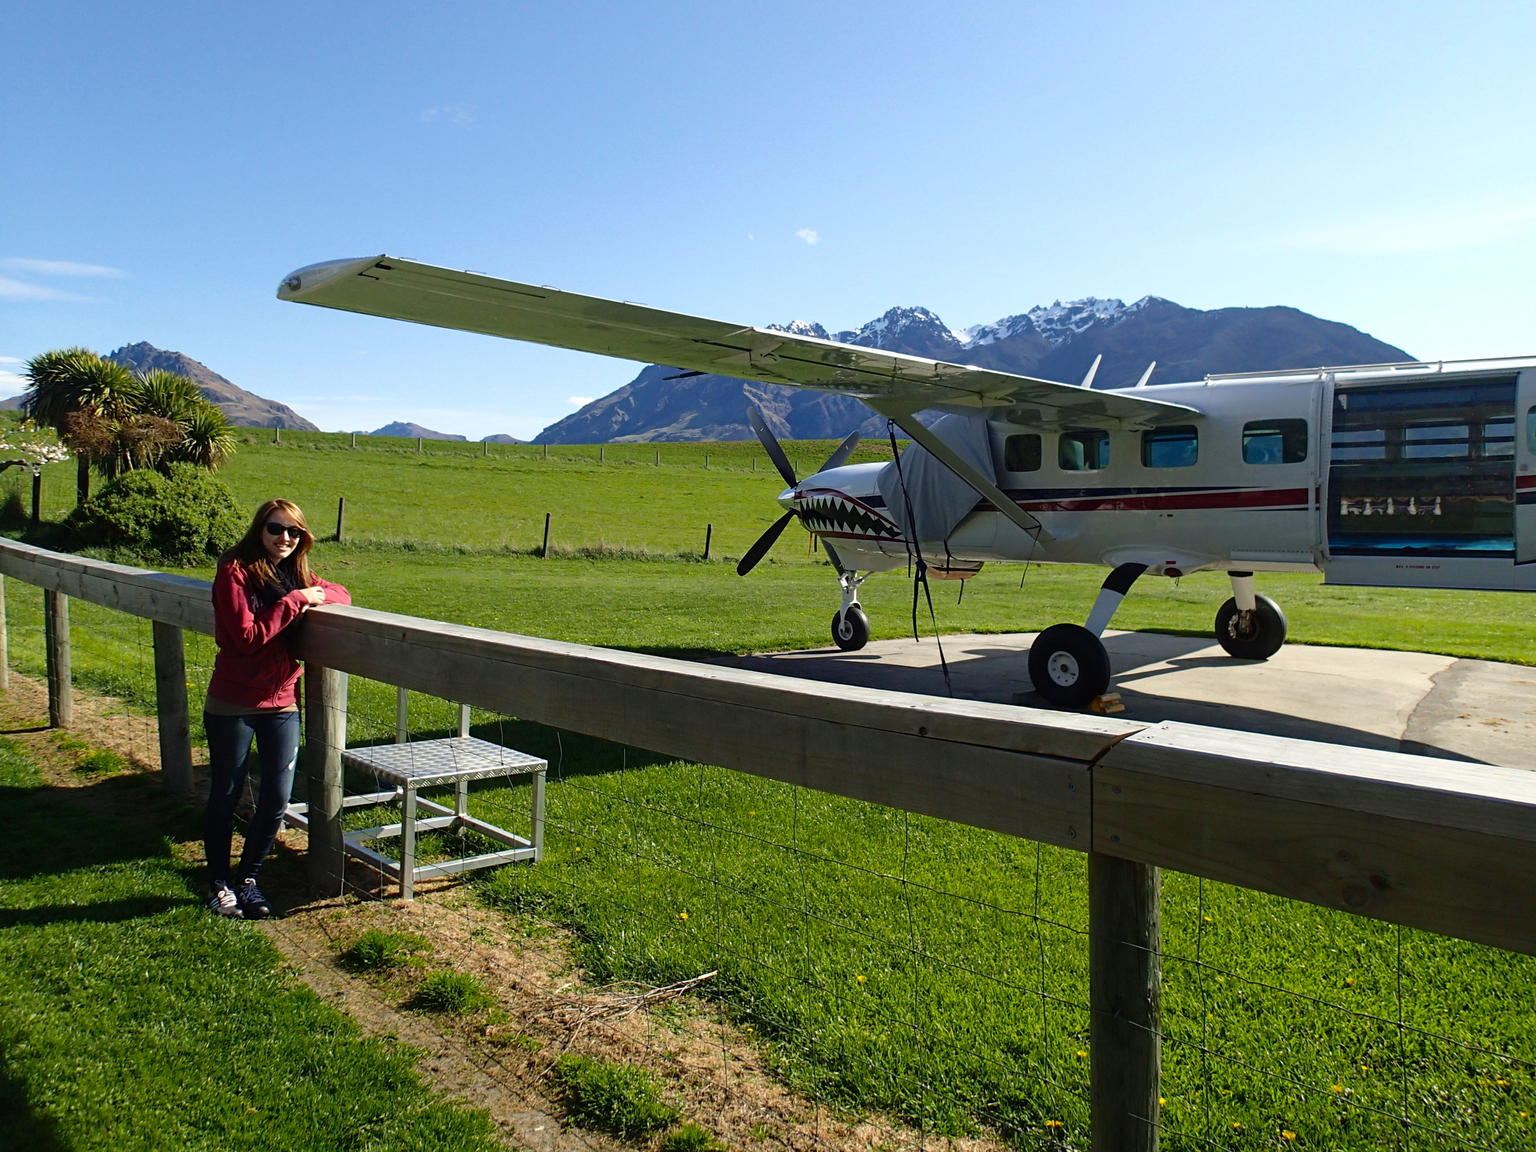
[660,1122,726,1152]
[340,928,430,972]
[65,463,244,565]
[406,971,492,1014]
[553,1053,679,1137]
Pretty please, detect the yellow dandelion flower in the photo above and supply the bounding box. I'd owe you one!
[1075,1050,1087,1059]
[1158,1097,1167,1108]
[678,911,689,921]
[1282,1130,1297,1141]
[1231,1121,1244,1131]
[1331,1085,1344,1093]
[855,974,867,984]
[1203,915,1214,924]
[1044,1120,1064,1130]
[1497,1078,1512,1088]
[1344,977,1356,987]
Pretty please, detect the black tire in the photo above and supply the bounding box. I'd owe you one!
[831,606,870,652]
[1214,594,1288,660]
[1028,623,1112,708]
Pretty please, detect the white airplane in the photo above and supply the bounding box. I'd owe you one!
[279,255,1536,707]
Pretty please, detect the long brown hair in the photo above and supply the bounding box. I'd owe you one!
[224,498,318,592]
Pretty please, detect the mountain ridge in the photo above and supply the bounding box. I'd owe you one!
[535,295,1413,443]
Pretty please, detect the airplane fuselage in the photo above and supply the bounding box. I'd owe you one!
[787,359,1536,593]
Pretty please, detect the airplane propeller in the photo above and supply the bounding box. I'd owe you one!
[737,408,860,576]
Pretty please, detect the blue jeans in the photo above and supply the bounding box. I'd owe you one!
[203,710,300,887]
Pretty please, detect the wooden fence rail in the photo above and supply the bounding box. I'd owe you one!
[3,535,1534,1151]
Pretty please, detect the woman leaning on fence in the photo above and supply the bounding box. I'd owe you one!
[203,499,350,919]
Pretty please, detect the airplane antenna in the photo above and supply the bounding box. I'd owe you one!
[1078,354,1102,389]
[1134,361,1157,388]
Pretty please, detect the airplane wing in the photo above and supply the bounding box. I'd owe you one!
[278,255,1199,428]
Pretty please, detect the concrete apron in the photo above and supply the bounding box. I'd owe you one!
[715,632,1536,770]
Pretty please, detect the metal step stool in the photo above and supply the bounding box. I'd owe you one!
[287,736,546,898]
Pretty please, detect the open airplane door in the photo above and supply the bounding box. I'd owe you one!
[1518,368,1536,565]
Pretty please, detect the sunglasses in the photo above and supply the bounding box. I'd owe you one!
[264,522,305,539]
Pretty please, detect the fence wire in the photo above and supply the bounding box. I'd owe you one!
[5,593,1536,1152]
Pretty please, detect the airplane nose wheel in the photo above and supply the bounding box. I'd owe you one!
[1214,595,1287,660]
[831,606,870,652]
[1028,623,1112,708]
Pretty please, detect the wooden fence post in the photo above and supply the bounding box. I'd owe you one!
[1089,852,1162,1152]
[303,665,348,897]
[152,621,194,793]
[0,574,8,692]
[541,512,551,558]
[43,588,70,727]
[335,496,346,542]
[704,524,712,560]
[30,471,41,524]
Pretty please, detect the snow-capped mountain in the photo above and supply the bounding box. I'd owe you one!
[534,295,1413,443]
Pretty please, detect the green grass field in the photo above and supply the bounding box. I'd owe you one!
[2,431,1534,1150]
[0,736,501,1152]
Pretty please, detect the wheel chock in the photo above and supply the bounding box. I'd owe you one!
[1089,692,1124,714]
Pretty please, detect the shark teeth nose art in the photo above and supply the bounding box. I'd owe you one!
[794,491,901,539]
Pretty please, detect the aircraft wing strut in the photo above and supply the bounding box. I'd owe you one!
[279,256,1200,430]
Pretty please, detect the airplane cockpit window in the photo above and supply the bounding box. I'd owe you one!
[1142,425,1199,467]
[1004,434,1042,472]
[1243,419,1308,464]
[1059,430,1109,471]
[1528,406,1536,453]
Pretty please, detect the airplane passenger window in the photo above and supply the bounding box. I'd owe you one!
[1243,419,1308,464]
[1004,434,1041,472]
[1401,423,1472,459]
[1142,425,1198,467]
[1059,430,1109,471]
[1483,417,1515,457]
[1529,406,1536,453]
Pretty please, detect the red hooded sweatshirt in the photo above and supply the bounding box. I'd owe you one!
[207,559,352,710]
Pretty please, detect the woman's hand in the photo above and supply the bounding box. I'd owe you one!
[298,586,327,608]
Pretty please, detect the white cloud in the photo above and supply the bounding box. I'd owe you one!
[795,228,821,246]
[1281,202,1536,255]
[1,258,124,278]
[566,395,594,406]
[0,368,27,394]
[418,104,475,126]
[0,275,91,302]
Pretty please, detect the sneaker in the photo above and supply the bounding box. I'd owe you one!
[207,884,243,919]
[235,878,271,920]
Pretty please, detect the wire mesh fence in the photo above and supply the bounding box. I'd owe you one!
[3,558,1535,1152]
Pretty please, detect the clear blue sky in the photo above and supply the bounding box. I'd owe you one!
[4,0,1534,440]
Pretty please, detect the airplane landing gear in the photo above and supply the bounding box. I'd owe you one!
[831,569,870,651]
[1028,623,1112,708]
[832,606,871,651]
[1215,571,1287,659]
[1214,595,1287,659]
[1028,563,1144,708]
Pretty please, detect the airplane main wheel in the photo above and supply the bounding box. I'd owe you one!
[1028,623,1112,708]
[831,606,870,652]
[1214,595,1288,660]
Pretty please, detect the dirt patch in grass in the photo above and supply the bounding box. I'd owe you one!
[0,671,1004,1152]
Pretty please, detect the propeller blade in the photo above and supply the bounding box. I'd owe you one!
[747,406,798,486]
[818,429,861,473]
[820,538,847,575]
[736,511,795,576]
